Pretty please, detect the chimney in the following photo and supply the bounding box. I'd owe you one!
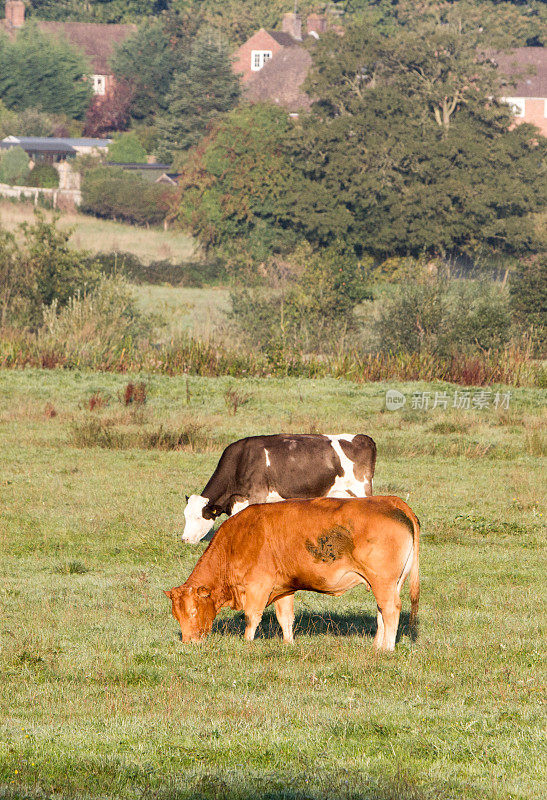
[5,1,26,29]
[306,13,327,38]
[281,12,302,41]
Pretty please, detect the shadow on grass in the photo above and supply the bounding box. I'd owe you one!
[211,609,415,642]
[0,769,475,800]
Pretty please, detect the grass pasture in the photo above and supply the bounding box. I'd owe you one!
[0,369,545,800]
[0,200,196,264]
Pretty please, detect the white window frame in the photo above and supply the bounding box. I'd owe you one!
[503,96,525,118]
[250,50,272,72]
[92,74,106,95]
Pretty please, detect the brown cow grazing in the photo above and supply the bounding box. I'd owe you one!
[165,496,419,651]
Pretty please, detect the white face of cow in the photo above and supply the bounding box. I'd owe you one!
[182,495,214,543]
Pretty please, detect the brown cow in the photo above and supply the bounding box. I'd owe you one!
[165,496,420,651]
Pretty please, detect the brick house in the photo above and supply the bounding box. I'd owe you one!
[2,0,135,96]
[496,48,547,136]
[233,12,327,113]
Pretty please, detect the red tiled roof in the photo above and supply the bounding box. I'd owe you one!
[494,47,547,97]
[245,46,312,112]
[266,30,300,47]
[37,21,136,74]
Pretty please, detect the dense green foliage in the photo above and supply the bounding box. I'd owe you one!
[42,273,155,349]
[509,253,547,344]
[26,163,60,188]
[21,0,169,23]
[176,6,546,263]
[0,145,30,185]
[16,1,545,46]
[0,214,99,327]
[176,104,345,261]
[374,277,512,355]
[155,31,240,163]
[230,245,372,357]
[108,132,147,163]
[110,17,195,121]
[0,102,82,139]
[296,8,546,259]
[0,24,92,118]
[81,166,176,225]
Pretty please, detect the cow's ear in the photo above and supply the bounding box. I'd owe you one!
[196,586,211,599]
[163,589,172,599]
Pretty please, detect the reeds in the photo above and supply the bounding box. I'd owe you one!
[0,328,544,387]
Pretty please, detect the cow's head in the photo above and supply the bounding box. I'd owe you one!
[164,585,215,642]
[182,495,216,543]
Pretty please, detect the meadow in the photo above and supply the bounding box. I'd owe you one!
[0,368,545,800]
[0,200,196,264]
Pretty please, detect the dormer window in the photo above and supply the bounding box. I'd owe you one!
[251,50,272,71]
[92,75,106,95]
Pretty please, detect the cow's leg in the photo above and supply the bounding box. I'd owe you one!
[373,605,384,649]
[274,595,295,643]
[373,588,401,652]
[242,585,270,642]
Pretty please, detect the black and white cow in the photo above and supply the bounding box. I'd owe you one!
[182,433,376,543]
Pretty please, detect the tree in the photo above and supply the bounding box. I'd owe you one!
[0,100,17,139]
[509,254,547,342]
[230,243,372,356]
[174,103,339,262]
[24,1,169,23]
[111,15,197,122]
[83,79,133,137]
[107,132,147,163]
[0,212,100,327]
[294,7,546,259]
[155,30,240,163]
[0,146,30,185]
[81,166,175,226]
[172,0,318,46]
[0,23,92,118]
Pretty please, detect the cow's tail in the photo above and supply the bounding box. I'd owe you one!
[408,510,420,640]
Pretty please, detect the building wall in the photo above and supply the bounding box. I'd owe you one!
[504,96,547,136]
[521,98,547,136]
[233,30,286,83]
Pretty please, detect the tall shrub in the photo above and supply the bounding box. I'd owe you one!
[81,166,175,226]
[374,278,511,355]
[0,145,30,184]
[0,24,92,118]
[108,132,147,163]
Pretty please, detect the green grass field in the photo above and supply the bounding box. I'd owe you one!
[134,285,230,340]
[0,369,545,800]
[0,200,196,265]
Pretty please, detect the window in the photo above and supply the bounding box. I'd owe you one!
[503,97,525,118]
[251,50,272,72]
[92,75,106,95]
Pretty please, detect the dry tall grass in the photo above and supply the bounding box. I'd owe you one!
[0,199,196,264]
[0,326,544,387]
